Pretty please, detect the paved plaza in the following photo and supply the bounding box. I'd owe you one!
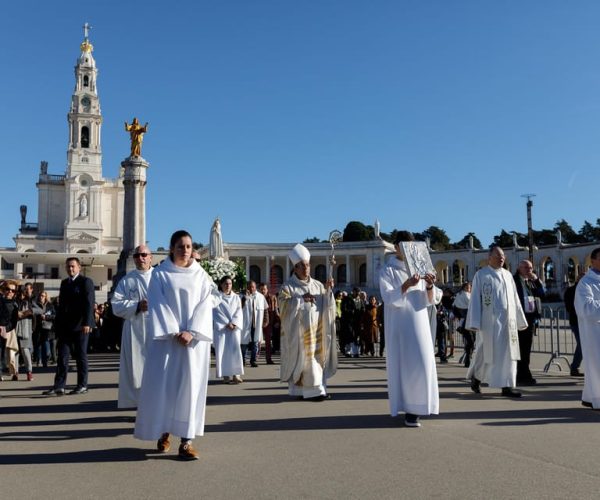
[1,351,599,499]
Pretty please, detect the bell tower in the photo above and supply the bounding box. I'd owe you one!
[63,23,105,253]
[66,22,102,180]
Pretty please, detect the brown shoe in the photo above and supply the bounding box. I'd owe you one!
[157,432,171,453]
[178,441,199,460]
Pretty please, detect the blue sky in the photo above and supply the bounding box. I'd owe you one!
[1,1,598,249]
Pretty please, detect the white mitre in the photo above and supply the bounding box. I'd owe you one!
[289,243,311,265]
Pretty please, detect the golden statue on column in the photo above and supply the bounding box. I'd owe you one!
[125,117,148,157]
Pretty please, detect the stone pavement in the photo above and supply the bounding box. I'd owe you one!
[1,351,599,499]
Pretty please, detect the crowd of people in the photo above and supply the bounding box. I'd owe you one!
[0,280,124,384]
[1,231,599,459]
[336,288,384,358]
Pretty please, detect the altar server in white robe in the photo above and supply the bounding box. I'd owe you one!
[466,246,528,398]
[111,244,153,409]
[213,275,244,384]
[241,281,268,367]
[574,247,600,409]
[379,231,439,428]
[134,230,213,461]
[279,243,337,401]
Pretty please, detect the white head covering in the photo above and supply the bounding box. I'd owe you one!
[289,243,310,265]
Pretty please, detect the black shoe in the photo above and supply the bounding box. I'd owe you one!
[501,387,522,398]
[69,386,88,395]
[440,358,448,364]
[571,369,584,377]
[306,394,332,402]
[470,377,481,394]
[42,388,65,396]
[582,400,593,408]
[517,378,537,386]
[266,360,275,365]
[405,413,421,428]
[250,362,258,368]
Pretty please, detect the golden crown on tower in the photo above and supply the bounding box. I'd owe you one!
[80,39,94,53]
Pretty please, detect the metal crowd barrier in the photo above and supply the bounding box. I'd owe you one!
[536,306,576,373]
[447,305,578,373]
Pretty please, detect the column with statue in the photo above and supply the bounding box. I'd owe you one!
[115,118,150,283]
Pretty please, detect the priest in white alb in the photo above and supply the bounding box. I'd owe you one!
[574,247,600,409]
[278,243,337,401]
[134,230,213,461]
[241,281,268,368]
[466,245,528,398]
[379,231,439,428]
[213,275,244,384]
[111,244,153,409]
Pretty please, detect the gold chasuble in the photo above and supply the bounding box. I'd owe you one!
[279,274,337,393]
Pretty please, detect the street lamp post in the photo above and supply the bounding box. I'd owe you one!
[521,193,536,264]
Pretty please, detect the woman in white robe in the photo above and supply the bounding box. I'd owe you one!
[213,275,244,383]
[134,230,213,461]
[378,233,439,428]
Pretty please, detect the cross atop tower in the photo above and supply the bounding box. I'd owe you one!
[83,22,92,40]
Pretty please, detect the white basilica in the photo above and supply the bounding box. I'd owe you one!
[0,30,122,296]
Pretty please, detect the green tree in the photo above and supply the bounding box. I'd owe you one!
[453,232,482,249]
[192,241,203,250]
[493,229,514,247]
[554,219,581,244]
[342,221,373,242]
[532,229,556,246]
[421,226,451,251]
[579,219,600,242]
[303,236,321,243]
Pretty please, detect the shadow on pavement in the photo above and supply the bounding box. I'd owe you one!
[206,413,400,433]
[0,447,146,465]
[0,426,132,442]
[0,400,117,415]
[1,415,134,427]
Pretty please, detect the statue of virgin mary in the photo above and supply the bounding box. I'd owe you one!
[209,217,224,259]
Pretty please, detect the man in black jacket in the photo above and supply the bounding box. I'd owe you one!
[43,258,95,396]
[564,273,585,377]
[513,260,546,385]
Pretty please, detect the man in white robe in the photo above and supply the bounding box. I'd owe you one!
[279,243,337,401]
[466,246,528,397]
[574,247,600,409]
[379,231,439,428]
[111,245,153,409]
[241,281,268,368]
